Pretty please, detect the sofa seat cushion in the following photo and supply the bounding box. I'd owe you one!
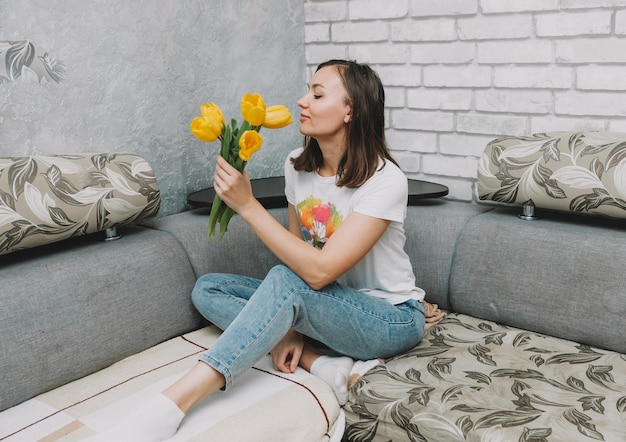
[1,327,344,442]
[344,313,626,442]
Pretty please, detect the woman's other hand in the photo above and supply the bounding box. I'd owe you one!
[270,329,304,373]
[423,301,447,330]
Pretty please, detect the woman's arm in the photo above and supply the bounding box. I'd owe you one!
[214,156,390,290]
[287,203,303,238]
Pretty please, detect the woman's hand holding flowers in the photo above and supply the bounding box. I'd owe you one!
[190,93,292,241]
[213,155,255,216]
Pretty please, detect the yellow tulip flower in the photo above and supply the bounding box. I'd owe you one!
[190,94,290,241]
[241,93,266,126]
[189,117,222,142]
[262,105,293,129]
[190,103,224,142]
[238,130,263,161]
[200,102,225,125]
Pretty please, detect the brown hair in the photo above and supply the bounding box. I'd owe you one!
[291,59,398,188]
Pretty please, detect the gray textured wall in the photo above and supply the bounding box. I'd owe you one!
[0,0,305,216]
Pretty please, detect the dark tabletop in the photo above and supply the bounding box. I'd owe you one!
[187,176,448,209]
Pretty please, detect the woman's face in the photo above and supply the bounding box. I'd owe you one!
[297,66,351,144]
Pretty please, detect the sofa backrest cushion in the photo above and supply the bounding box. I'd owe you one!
[0,225,202,412]
[0,153,160,255]
[142,202,492,311]
[404,201,491,310]
[449,208,626,354]
[139,208,285,280]
[478,131,626,220]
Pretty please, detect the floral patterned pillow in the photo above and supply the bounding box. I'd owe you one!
[478,132,626,219]
[0,153,160,255]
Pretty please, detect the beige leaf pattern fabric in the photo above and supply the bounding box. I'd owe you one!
[0,153,160,255]
[478,131,626,219]
[344,314,626,442]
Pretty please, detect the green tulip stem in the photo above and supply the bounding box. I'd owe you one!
[216,206,236,242]
[220,124,232,159]
[207,193,224,237]
[208,118,261,241]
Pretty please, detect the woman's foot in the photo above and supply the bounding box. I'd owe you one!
[310,355,354,405]
[83,393,184,442]
[348,358,383,389]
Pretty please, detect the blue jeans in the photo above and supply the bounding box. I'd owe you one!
[191,264,425,389]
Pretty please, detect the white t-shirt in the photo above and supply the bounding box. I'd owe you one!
[284,148,426,305]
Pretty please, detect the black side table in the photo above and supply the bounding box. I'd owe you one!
[187,176,448,209]
[406,179,449,204]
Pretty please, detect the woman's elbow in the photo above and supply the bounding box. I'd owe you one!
[296,253,339,290]
[307,280,326,291]
[304,270,335,291]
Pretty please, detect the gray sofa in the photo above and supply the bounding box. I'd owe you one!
[1,132,625,441]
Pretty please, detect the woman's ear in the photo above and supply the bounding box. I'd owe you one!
[344,106,352,123]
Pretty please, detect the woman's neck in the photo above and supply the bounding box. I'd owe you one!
[316,139,346,177]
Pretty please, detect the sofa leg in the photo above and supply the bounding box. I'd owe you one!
[518,200,539,220]
[104,226,122,241]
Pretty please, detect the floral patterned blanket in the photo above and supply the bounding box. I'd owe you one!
[344,313,626,441]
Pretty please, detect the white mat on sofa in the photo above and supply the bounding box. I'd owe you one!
[0,327,344,442]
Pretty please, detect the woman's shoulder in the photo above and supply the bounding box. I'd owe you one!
[353,158,407,219]
[284,147,308,189]
[356,159,407,200]
[284,147,304,170]
[372,158,407,186]
[288,147,304,160]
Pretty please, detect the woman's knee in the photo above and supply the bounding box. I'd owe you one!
[265,264,292,279]
[191,273,225,308]
[254,265,308,307]
[261,265,303,292]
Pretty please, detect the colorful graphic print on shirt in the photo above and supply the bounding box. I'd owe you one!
[297,195,343,249]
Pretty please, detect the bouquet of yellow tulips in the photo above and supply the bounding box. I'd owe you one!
[190,93,292,241]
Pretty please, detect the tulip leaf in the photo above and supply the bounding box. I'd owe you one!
[217,206,236,242]
[207,194,223,238]
[221,125,231,159]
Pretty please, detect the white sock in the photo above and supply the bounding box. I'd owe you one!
[349,359,383,389]
[351,359,382,377]
[310,355,354,406]
[83,393,185,442]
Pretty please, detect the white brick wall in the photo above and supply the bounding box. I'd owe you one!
[304,0,626,201]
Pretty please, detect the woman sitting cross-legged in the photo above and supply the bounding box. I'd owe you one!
[84,59,446,441]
